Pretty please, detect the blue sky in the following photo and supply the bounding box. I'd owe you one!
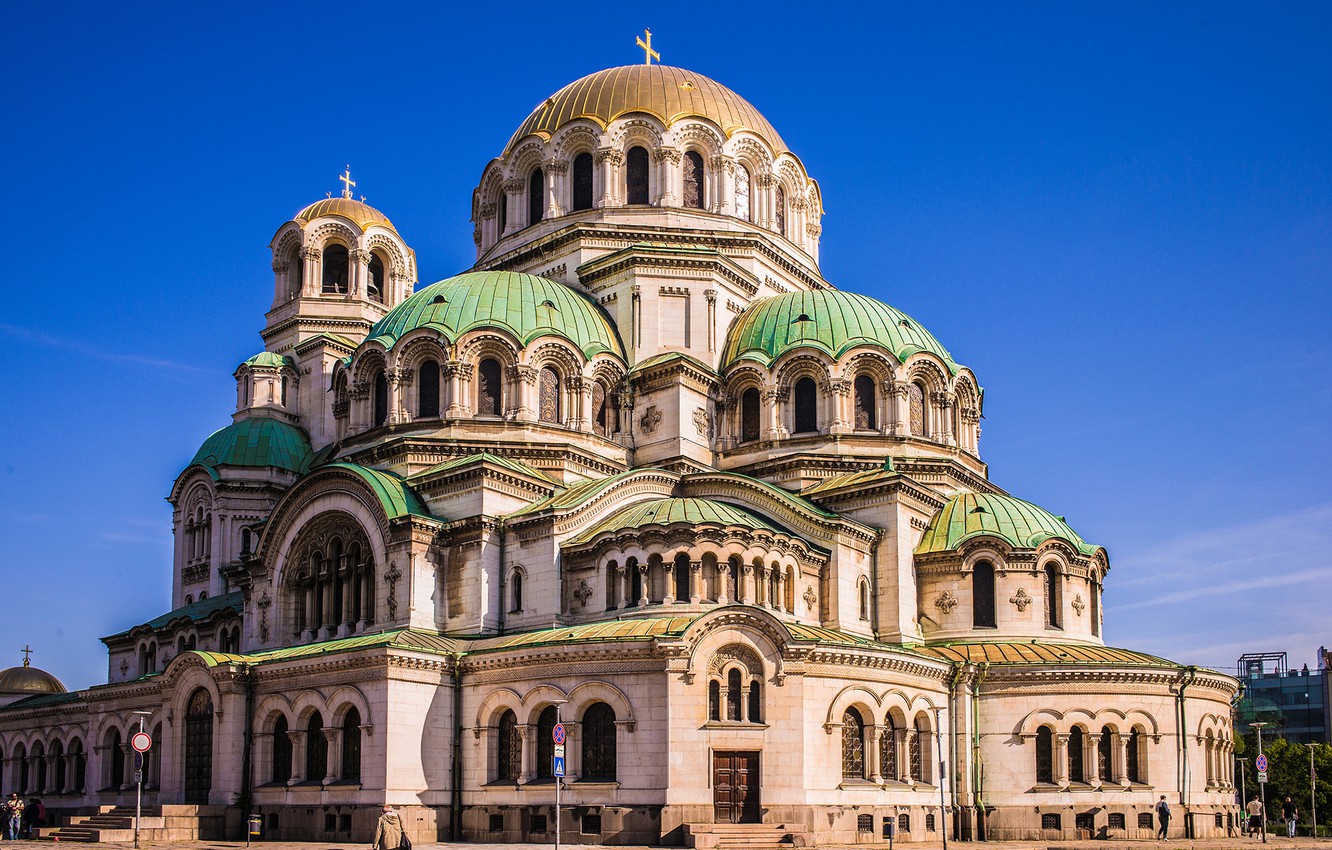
[1,2,1328,690]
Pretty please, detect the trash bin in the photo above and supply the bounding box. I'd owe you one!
[248,814,263,838]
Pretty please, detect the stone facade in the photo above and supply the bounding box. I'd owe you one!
[0,62,1239,845]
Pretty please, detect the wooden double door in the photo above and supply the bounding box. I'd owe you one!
[713,751,760,823]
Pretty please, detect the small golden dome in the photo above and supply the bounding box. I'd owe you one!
[295,196,396,233]
[506,64,787,156]
[0,659,67,696]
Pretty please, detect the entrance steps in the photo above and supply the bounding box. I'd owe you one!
[38,804,202,843]
[685,822,806,850]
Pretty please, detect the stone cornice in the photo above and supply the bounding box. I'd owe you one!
[577,244,761,297]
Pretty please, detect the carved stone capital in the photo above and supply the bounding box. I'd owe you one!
[502,178,525,193]
[545,158,569,175]
[595,147,624,166]
[653,146,682,165]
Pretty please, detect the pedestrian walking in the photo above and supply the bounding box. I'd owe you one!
[371,803,408,850]
[1247,795,1265,838]
[1283,797,1298,838]
[3,794,23,841]
[1156,795,1172,841]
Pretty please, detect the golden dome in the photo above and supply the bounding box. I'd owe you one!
[506,65,787,156]
[0,660,67,696]
[295,196,396,233]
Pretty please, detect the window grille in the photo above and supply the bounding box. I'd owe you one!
[898,814,910,834]
[1035,726,1054,784]
[581,814,603,835]
[1138,813,1154,829]
[1108,813,1125,830]
[489,814,505,832]
[926,813,936,831]
[842,709,865,778]
[581,702,617,781]
[1076,813,1094,832]
[1042,814,1061,830]
[857,815,873,832]
[530,814,548,833]
[880,723,898,779]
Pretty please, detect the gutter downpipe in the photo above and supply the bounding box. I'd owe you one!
[870,530,882,637]
[947,662,965,840]
[239,661,255,836]
[450,651,464,840]
[497,518,507,635]
[1177,666,1197,838]
[972,662,989,839]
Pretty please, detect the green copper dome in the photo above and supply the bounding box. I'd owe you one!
[367,271,624,360]
[568,497,782,545]
[914,492,1101,557]
[190,417,312,474]
[241,351,295,369]
[722,289,959,372]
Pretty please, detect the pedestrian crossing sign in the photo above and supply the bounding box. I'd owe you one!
[553,755,566,777]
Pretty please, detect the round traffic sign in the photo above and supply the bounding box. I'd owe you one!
[552,723,566,745]
[131,731,153,753]
[1255,754,1268,771]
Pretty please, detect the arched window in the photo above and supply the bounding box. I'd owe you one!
[528,168,544,227]
[708,680,721,721]
[272,715,292,784]
[747,682,761,723]
[880,715,898,780]
[683,151,705,209]
[854,375,876,430]
[70,738,86,792]
[305,712,327,782]
[1126,728,1142,783]
[973,561,996,628]
[288,245,303,296]
[775,185,786,237]
[674,553,690,601]
[592,382,613,437]
[728,556,742,603]
[322,244,349,294]
[1035,725,1054,784]
[510,571,523,613]
[539,366,560,423]
[727,669,743,721]
[740,387,761,442]
[367,252,386,302]
[629,558,642,605]
[184,689,213,803]
[793,377,818,433]
[478,358,502,416]
[734,164,751,221]
[341,708,362,781]
[859,580,870,621]
[768,567,779,609]
[536,705,558,779]
[373,371,388,427]
[842,708,865,779]
[418,359,440,418]
[50,740,65,793]
[497,710,520,781]
[572,152,594,211]
[1098,726,1113,782]
[914,715,931,783]
[1091,582,1100,636]
[497,186,507,233]
[1045,564,1062,629]
[581,702,617,781]
[626,146,650,204]
[909,382,926,436]
[1069,726,1085,783]
[281,375,289,406]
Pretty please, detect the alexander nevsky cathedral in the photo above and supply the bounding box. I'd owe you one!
[0,47,1241,846]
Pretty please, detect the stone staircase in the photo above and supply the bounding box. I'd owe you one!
[685,822,806,850]
[39,805,202,843]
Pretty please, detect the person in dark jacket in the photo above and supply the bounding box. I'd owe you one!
[1155,795,1171,840]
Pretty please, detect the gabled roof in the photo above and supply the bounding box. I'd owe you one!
[321,463,437,521]
[416,452,559,485]
[566,496,784,546]
[103,591,243,642]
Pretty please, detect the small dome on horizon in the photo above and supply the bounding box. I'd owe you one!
[0,653,67,699]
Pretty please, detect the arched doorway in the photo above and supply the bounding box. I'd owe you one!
[184,688,213,803]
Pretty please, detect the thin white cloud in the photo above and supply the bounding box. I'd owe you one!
[0,322,210,376]
[1114,566,1332,611]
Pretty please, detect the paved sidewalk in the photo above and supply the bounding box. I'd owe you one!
[1,836,1328,850]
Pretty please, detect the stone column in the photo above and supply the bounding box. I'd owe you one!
[501,179,523,236]
[518,725,534,784]
[690,561,703,604]
[717,156,735,215]
[636,562,649,607]
[867,723,883,783]
[563,721,581,782]
[829,378,852,434]
[301,246,320,297]
[654,146,681,206]
[510,364,537,421]
[717,562,731,605]
[617,564,629,610]
[740,562,754,605]
[545,159,567,219]
[662,560,675,605]
[322,727,341,784]
[705,289,717,353]
[351,249,371,298]
[888,380,908,436]
[594,148,621,208]
[774,570,785,613]
[1055,734,1070,786]
[898,729,913,783]
[119,744,133,789]
[288,730,306,783]
[762,387,782,440]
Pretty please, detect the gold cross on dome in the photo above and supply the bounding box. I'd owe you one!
[636,29,660,65]
[21,645,32,666]
[339,166,356,199]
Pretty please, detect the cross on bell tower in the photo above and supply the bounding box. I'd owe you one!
[339,166,356,199]
[636,29,660,65]
[21,644,32,667]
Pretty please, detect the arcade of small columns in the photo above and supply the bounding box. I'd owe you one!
[273,241,412,307]
[340,356,626,436]
[251,722,366,787]
[2,743,92,794]
[479,713,631,785]
[719,374,981,452]
[566,534,827,615]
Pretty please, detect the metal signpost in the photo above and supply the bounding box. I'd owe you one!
[930,706,947,850]
[129,711,153,849]
[1253,722,1268,843]
[552,701,567,850]
[1307,743,1318,839]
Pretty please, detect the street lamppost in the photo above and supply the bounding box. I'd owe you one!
[129,710,152,850]
[551,698,568,850]
[930,705,947,850]
[1305,743,1318,839]
[1251,721,1268,844]
[1238,756,1248,835]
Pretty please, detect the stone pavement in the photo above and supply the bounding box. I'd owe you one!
[0,836,1327,850]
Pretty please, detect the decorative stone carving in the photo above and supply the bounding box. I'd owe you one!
[935,590,959,614]
[1072,593,1086,616]
[803,585,817,611]
[693,407,710,437]
[639,405,661,433]
[574,579,594,607]
[1010,587,1032,611]
[385,562,402,618]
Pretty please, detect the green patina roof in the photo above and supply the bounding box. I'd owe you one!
[321,463,437,521]
[241,351,295,369]
[914,492,1101,557]
[417,452,559,485]
[104,591,243,641]
[721,289,960,373]
[508,469,652,518]
[919,641,1173,666]
[366,271,625,359]
[189,418,312,474]
[683,470,840,519]
[567,496,784,545]
[629,350,719,376]
[467,616,699,652]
